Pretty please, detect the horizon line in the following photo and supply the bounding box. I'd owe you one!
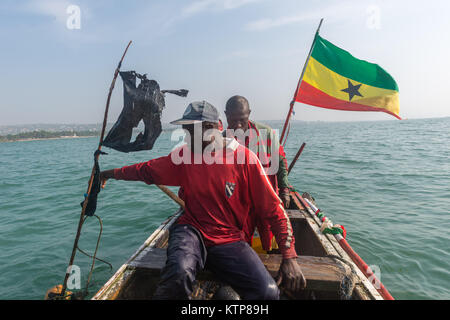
[1,115,450,127]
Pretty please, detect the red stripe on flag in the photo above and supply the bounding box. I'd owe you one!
[295,81,401,120]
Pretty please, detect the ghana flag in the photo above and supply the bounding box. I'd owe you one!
[295,35,400,119]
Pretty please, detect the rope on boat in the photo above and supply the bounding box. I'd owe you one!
[49,215,112,300]
[290,187,347,237]
[301,193,347,238]
[78,214,113,297]
[327,254,358,300]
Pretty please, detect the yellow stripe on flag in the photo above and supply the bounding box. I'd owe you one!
[304,57,400,115]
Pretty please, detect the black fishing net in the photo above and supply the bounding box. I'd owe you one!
[102,71,188,153]
[80,150,106,217]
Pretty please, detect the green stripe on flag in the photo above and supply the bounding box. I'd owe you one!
[311,35,399,91]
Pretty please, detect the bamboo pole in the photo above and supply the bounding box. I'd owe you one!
[60,41,132,297]
[156,185,185,209]
[288,142,306,174]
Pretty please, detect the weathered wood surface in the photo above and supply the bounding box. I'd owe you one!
[286,209,307,220]
[129,247,351,293]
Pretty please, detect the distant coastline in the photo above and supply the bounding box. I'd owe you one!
[0,127,177,143]
[0,130,100,143]
[6,136,97,143]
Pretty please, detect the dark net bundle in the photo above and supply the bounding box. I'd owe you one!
[103,71,188,153]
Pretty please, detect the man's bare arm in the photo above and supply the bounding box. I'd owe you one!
[99,169,115,188]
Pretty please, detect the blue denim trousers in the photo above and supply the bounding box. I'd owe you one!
[152,223,279,300]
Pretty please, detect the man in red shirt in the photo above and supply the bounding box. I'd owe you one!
[224,95,292,252]
[100,101,305,299]
[224,96,291,207]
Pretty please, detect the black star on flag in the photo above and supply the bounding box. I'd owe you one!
[341,79,363,101]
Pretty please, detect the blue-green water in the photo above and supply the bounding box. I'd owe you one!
[1,118,449,300]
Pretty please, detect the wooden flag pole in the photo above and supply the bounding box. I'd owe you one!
[279,18,324,145]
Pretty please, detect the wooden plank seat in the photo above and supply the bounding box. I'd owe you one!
[129,247,353,294]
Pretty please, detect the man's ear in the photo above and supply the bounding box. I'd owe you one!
[248,109,252,116]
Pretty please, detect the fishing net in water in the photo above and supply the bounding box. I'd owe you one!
[102,71,188,153]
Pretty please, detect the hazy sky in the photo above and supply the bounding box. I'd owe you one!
[1,0,449,125]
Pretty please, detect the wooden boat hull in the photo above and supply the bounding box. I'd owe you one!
[93,191,383,300]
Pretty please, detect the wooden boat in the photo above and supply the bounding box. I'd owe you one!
[92,190,383,300]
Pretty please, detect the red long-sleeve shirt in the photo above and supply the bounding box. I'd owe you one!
[114,138,297,259]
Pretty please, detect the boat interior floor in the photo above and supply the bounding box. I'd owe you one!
[113,210,358,300]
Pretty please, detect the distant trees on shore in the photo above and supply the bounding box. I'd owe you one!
[0,130,100,142]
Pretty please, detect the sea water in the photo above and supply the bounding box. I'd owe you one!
[0,117,449,299]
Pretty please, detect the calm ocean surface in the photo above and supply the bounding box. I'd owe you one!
[0,117,449,300]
